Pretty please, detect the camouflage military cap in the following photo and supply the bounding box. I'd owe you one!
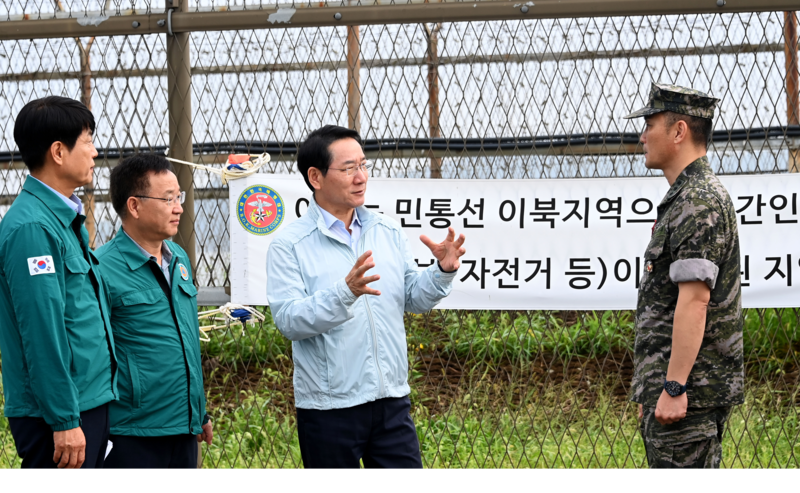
[623,82,720,120]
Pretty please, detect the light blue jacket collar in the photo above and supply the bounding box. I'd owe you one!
[318,205,362,231]
[306,196,381,241]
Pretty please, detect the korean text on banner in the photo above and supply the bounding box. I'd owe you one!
[229,174,800,310]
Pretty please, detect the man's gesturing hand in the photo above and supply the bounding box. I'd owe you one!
[346,250,381,298]
[420,227,466,272]
[53,427,86,469]
[655,389,688,425]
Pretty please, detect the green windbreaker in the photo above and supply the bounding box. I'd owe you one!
[95,229,206,437]
[0,177,117,431]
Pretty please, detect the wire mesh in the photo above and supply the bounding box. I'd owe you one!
[1,8,799,468]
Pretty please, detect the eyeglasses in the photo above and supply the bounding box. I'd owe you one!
[134,191,186,206]
[328,162,373,176]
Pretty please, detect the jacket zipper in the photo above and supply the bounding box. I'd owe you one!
[319,210,386,398]
[149,261,194,434]
[357,232,385,397]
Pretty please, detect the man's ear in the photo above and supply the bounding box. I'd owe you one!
[307,167,323,191]
[126,196,141,220]
[49,141,66,167]
[672,119,690,145]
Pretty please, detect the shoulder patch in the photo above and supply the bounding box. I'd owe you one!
[178,263,189,281]
[28,256,56,276]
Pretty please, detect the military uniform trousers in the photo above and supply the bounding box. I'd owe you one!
[640,406,731,468]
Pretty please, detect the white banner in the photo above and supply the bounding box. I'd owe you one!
[229,174,800,309]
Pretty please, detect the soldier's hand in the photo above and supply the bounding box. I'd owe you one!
[53,427,86,469]
[638,404,643,420]
[654,390,688,425]
[345,250,381,298]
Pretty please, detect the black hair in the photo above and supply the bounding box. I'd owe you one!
[13,96,96,173]
[663,111,713,149]
[109,154,174,219]
[296,125,363,191]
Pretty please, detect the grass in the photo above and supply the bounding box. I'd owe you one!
[0,404,20,468]
[184,380,800,468]
[2,380,798,468]
[1,307,798,468]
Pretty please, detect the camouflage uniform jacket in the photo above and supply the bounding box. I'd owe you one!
[631,156,744,408]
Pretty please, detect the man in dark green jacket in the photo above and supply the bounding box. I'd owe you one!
[96,153,211,468]
[0,96,117,468]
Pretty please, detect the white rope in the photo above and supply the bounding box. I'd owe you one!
[197,302,266,342]
[165,152,271,185]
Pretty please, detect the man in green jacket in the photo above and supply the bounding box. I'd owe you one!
[96,153,211,468]
[0,96,117,468]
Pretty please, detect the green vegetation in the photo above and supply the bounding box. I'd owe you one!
[0,403,20,469]
[1,307,798,468]
[195,381,800,468]
[199,307,800,370]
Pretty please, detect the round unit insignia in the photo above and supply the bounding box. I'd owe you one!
[179,264,189,281]
[237,186,285,236]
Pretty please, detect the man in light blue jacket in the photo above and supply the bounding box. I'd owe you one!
[267,125,466,468]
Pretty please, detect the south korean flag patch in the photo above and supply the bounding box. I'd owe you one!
[28,256,56,276]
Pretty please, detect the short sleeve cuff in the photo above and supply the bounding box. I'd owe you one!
[430,263,458,286]
[335,278,358,306]
[51,418,81,432]
[669,259,719,290]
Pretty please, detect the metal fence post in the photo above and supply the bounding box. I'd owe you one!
[425,23,442,179]
[166,0,199,463]
[786,11,799,173]
[55,1,99,246]
[167,0,197,271]
[78,37,98,247]
[346,25,361,133]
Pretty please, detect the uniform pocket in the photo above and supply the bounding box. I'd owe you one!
[128,352,142,409]
[64,255,90,274]
[645,407,719,448]
[121,288,163,306]
[644,227,667,261]
[179,283,198,297]
[641,230,667,286]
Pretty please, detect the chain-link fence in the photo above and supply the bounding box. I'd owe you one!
[1,1,799,468]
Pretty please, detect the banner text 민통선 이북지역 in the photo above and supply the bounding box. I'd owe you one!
[229,174,800,310]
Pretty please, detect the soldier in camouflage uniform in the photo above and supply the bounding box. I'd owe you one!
[623,83,744,468]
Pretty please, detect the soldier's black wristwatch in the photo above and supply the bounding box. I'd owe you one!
[664,380,687,397]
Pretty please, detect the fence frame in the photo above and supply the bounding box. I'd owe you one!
[1,0,798,40]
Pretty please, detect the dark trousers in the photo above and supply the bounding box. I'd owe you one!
[104,434,198,468]
[8,403,110,469]
[296,396,423,469]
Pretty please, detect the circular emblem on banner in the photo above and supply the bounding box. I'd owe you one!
[237,186,285,236]
[179,264,189,281]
